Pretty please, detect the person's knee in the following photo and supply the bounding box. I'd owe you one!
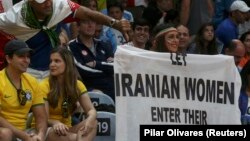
[46,128,76,141]
[0,128,13,140]
[0,128,12,135]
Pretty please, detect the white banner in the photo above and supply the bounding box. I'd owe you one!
[114,45,242,141]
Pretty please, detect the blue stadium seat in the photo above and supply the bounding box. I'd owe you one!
[94,111,116,141]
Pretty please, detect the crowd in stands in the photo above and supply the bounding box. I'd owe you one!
[1,0,250,140]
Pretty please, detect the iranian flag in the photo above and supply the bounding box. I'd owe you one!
[127,0,147,7]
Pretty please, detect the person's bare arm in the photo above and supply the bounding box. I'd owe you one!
[32,105,48,141]
[72,93,97,134]
[74,6,131,41]
[79,93,96,122]
[206,0,214,18]
[180,0,191,26]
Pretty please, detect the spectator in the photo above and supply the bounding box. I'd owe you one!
[176,24,190,54]
[0,39,47,141]
[164,9,179,25]
[0,0,131,80]
[238,11,250,38]
[100,2,128,52]
[68,19,115,101]
[238,0,250,37]
[41,47,97,141]
[81,0,98,10]
[225,39,246,66]
[125,18,150,49]
[101,0,134,23]
[142,0,174,29]
[120,0,134,22]
[76,0,112,48]
[142,0,176,50]
[215,0,250,53]
[70,0,98,39]
[187,23,223,55]
[152,23,179,53]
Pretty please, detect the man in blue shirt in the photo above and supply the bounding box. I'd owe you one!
[215,0,250,54]
[212,0,235,28]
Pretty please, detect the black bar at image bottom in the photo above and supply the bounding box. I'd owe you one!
[140,125,250,140]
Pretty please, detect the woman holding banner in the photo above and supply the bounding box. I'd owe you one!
[152,23,179,53]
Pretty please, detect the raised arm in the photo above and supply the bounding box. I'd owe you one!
[74,6,131,41]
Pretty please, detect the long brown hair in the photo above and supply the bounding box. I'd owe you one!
[193,23,218,55]
[48,47,80,113]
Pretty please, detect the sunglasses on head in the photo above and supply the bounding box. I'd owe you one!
[17,89,27,106]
